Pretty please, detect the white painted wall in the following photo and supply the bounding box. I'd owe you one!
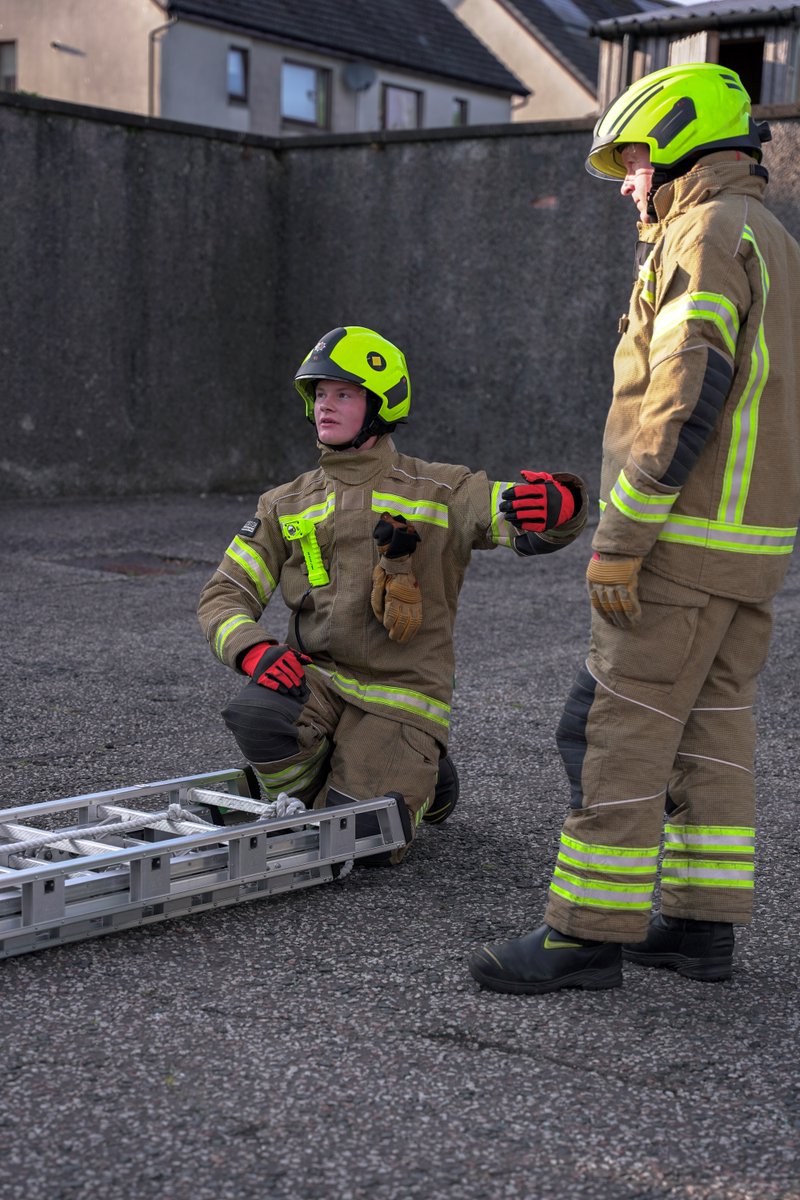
[162,19,512,135]
[0,0,164,113]
[449,0,597,120]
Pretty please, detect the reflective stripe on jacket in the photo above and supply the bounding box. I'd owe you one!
[594,154,800,602]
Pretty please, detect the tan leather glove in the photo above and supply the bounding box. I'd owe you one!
[371,512,423,644]
[371,557,422,643]
[586,552,643,629]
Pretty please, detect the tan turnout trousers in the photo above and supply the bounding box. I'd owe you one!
[544,570,773,941]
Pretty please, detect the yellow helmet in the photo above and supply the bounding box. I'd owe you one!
[587,62,769,181]
[294,326,411,442]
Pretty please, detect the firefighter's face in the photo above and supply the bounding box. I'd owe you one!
[619,143,654,223]
[314,378,370,445]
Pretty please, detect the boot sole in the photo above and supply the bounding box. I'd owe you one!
[469,962,623,995]
[622,948,732,982]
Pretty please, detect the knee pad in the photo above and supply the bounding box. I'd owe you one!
[221,681,304,763]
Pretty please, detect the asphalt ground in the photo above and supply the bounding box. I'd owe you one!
[1,493,798,1200]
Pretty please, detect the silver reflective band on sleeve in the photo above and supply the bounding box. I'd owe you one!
[371,491,448,529]
[214,614,258,660]
[652,291,740,356]
[610,470,679,524]
[491,480,517,547]
[225,537,277,605]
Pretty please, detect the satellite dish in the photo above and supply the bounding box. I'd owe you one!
[343,62,377,92]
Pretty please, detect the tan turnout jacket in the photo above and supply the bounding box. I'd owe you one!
[198,436,586,746]
[594,154,800,602]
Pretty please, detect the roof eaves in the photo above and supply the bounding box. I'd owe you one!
[497,0,598,94]
[167,2,528,95]
[591,3,800,37]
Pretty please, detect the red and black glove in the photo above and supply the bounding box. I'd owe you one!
[500,471,576,532]
[241,642,312,697]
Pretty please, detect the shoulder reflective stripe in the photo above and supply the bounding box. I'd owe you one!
[308,665,450,729]
[491,480,517,547]
[283,492,336,526]
[718,226,770,526]
[550,867,655,910]
[225,537,276,605]
[662,858,754,887]
[214,614,258,659]
[658,514,795,555]
[610,470,679,523]
[371,491,448,529]
[652,291,740,356]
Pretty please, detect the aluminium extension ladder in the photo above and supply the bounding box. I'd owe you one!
[0,767,407,959]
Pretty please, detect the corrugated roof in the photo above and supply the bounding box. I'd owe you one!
[498,0,664,92]
[166,0,528,94]
[593,0,800,36]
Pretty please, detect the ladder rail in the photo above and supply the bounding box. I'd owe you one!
[0,777,408,959]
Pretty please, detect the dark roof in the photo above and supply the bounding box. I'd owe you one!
[497,0,664,92]
[593,0,800,37]
[166,0,528,94]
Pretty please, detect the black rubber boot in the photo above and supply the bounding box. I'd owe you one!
[622,913,734,981]
[468,924,623,995]
[423,754,459,825]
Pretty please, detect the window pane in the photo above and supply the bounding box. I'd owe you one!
[282,62,318,123]
[228,48,247,100]
[452,98,468,126]
[0,42,17,92]
[384,85,420,130]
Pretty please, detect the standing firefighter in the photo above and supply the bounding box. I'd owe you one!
[198,326,587,863]
[470,63,800,991]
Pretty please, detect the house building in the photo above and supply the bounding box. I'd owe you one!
[592,0,800,109]
[0,0,527,135]
[440,0,668,121]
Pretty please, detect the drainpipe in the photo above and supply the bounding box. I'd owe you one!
[148,15,177,116]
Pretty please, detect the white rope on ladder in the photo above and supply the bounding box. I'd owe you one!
[0,794,307,863]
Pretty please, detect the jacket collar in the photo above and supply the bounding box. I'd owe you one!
[639,154,767,236]
[318,435,396,484]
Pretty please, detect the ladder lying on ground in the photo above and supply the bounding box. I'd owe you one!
[0,767,407,959]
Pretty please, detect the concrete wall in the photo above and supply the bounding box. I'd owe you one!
[2,93,800,499]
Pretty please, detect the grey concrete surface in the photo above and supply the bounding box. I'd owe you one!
[1,492,799,1200]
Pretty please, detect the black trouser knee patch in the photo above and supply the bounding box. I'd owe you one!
[556,665,596,809]
[221,681,304,763]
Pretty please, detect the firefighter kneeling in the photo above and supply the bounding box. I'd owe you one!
[198,326,587,863]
